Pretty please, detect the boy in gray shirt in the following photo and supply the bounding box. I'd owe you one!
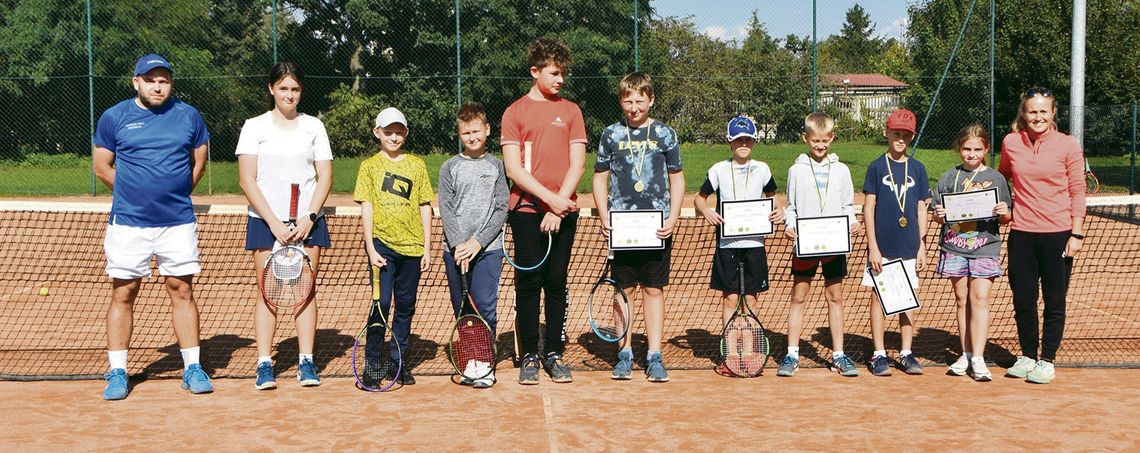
[439,102,510,388]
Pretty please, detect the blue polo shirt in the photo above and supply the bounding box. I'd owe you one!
[94,98,210,227]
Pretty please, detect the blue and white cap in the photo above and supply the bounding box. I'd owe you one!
[726,115,758,141]
[133,54,173,76]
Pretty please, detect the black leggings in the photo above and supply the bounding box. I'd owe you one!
[1007,230,1073,361]
[509,211,578,355]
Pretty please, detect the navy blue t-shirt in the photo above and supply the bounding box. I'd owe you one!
[94,98,210,227]
[862,154,930,259]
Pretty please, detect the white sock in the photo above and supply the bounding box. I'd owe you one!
[900,349,913,357]
[787,347,800,359]
[108,350,127,370]
[971,356,986,364]
[257,356,272,365]
[299,353,313,365]
[964,352,974,360]
[180,346,201,370]
[832,351,845,358]
[873,350,887,358]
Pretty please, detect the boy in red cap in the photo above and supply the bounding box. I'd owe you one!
[861,108,930,376]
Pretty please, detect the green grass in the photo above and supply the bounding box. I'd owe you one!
[1,143,1131,196]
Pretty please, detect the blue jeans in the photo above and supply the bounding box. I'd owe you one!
[365,239,420,365]
[443,248,504,337]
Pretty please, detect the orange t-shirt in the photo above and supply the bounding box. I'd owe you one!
[998,129,1086,233]
[500,95,588,212]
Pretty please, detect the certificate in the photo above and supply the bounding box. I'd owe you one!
[941,188,998,223]
[794,215,851,257]
[720,198,774,238]
[610,209,664,250]
[870,259,920,316]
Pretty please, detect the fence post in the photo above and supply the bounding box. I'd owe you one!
[87,0,95,196]
[633,0,639,71]
[455,0,462,153]
[1131,99,1137,195]
[811,0,817,112]
[989,0,996,166]
[272,0,278,64]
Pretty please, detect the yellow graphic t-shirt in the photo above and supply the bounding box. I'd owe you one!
[353,152,434,256]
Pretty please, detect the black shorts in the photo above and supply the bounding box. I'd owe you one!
[244,215,331,250]
[790,255,848,281]
[710,247,769,294]
[612,238,671,289]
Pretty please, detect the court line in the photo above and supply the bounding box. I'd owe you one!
[0,286,33,302]
[543,393,559,453]
[1075,300,1140,328]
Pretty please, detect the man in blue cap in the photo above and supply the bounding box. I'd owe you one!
[93,53,213,400]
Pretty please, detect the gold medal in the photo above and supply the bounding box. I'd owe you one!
[634,180,644,192]
[899,216,908,228]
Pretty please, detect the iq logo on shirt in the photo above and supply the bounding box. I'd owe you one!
[382,172,413,200]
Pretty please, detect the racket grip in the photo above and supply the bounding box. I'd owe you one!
[289,183,300,221]
[371,266,381,300]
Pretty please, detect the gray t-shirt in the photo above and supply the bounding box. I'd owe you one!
[595,120,683,212]
[438,152,509,251]
[930,165,1012,258]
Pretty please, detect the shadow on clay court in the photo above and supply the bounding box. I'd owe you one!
[666,328,722,367]
[143,334,254,378]
[274,328,356,376]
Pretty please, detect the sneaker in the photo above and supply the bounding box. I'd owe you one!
[472,364,496,389]
[645,352,669,383]
[543,352,573,383]
[459,360,477,386]
[518,353,541,385]
[255,362,277,390]
[899,354,924,375]
[948,355,969,376]
[1026,360,1055,384]
[969,357,992,382]
[393,364,415,385]
[831,355,859,377]
[102,368,129,400]
[181,364,214,394]
[776,356,799,377]
[611,349,633,380]
[1005,356,1037,378]
[869,355,892,376]
[298,358,321,387]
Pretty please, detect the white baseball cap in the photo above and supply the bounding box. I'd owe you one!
[374,107,408,128]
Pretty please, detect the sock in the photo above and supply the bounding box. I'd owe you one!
[971,356,985,364]
[873,350,887,358]
[180,346,201,370]
[832,351,845,359]
[787,347,800,359]
[647,350,662,361]
[900,349,913,357]
[964,352,974,360]
[299,353,314,365]
[108,350,127,370]
[257,356,272,365]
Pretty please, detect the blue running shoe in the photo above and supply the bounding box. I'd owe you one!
[611,349,633,380]
[298,358,321,387]
[103,368,128,401]
[255,362,276,390]
[182,363,214,394]
[645,351,669,383]
[899,354,924,375]
[776,356,799,377]
[831,355,859,377]
[869,355,892,376]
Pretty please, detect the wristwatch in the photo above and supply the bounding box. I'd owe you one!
[309,212,319,222]
[1070,233,1085,240]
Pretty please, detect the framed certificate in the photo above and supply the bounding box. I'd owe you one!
[720,198,774,238]
[870,259,920,316]
[794,215,851,257]
[609,209,664,250]
[941,188,998,223]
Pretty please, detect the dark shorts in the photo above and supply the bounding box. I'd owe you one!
[710,247,769,294]
[612,238,672,289]
[244,215,331,250]
[790,255,848,281]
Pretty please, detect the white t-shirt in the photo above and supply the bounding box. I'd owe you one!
[235,112,333,220]
[700,159,777,248]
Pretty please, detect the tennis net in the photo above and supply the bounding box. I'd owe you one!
[1,195,1137,380]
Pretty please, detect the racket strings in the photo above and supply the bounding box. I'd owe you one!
[353,322,402,391]
[588,283,628,341]
[270,248,304,280]
[451,315,495,379]
[722,316,767,376]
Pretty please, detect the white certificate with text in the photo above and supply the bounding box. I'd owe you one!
[794,215,851,257]
[610,209,664,250]
[870,259,920,316]
[720,198,774,238]
[941,188,998,223]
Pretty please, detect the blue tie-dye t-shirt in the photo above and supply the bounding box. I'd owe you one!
[595,120,683,212]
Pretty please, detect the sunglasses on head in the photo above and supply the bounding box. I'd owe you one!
[1025,87,1052,97]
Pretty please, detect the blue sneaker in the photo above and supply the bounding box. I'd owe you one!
[831,355,859,377]
[298,358,321,387]
[776,356,799,377]
[255,362,276,390]
[181,363,214,394]
[898,354,924,375]
[645,351,669,383]
[102,368,128,400]
[869,355,892,376]
[611,349,633,380]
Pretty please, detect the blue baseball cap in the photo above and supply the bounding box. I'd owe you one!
[133,54,173,76]
[726,115,758,141]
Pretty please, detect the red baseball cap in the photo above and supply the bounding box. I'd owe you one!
[886,109,917,134]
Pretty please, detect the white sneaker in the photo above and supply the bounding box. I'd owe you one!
[459,360,477,385]
[1026,360,1055,384]
[1006,355,1036,378]
[948,355,969,376]
[969,357,992,382]
[473,369,496,389]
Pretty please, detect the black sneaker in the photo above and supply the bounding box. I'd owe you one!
[385,360,415,385]
[518,353,541,385]
[543,352,573,383]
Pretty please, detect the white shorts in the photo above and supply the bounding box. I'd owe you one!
[104,222,201,279]
[861,257,920,289]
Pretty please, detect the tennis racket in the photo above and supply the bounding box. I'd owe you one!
[1084,158,1100,194]
[259,183,315,309]
[352,265,404,392]
[718,250,770,377]
[503,195,552,271]
[587,251,630,342]
[447,263,496,383]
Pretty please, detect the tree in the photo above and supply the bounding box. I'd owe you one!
[822,4,883,73]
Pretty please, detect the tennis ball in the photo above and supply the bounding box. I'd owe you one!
[39,287,49,296]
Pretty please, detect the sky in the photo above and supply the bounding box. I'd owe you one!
[649,0,915,43]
